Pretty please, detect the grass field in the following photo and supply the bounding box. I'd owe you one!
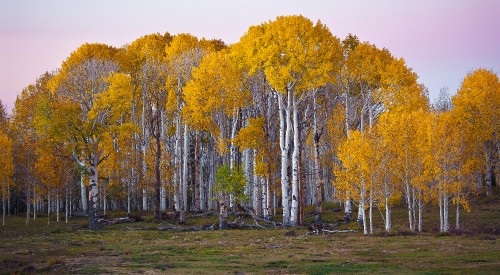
[1,193,499,274]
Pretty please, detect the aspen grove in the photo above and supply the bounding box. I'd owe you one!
[1,15,499,233]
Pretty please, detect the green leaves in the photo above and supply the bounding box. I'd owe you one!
[215,165,247,202]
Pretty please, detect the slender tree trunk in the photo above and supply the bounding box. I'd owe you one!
[278,91,291,226]
[174,115,181,211]
[456,194,460,229]
[2,189,5,226]
[385,189,391,232]
[219,194,228,230]
[47,190,51,226]
[298,142,306,225]
[154,110,162,218]
[80,170,88,212]
[369,185,373,234]
[65,190,69,224]
[485,158,493,196]
[229,114,239,211]
[357,203,363,226]
[182,123,189,213]
[418,196,423,232]
[291,93,300,226]
[88,154,101,230]
[361,198,367,235]
[7,188,10,217]
[56,194,60,222]
[313,92,322,223]
[160,185,166,211]
[439,186,444,232]
[200,143,206,212]
[142,187,147,211]
[262,177,269,219]
[33,191,36,220]
[345,197,352,223]
[243,149,252,208]
[253,151,262,216]
[26,188,30,225]
[194,131,201,212]
[405,180,414,231]
[443,190,449,232]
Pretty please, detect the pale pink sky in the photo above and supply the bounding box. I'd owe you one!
[1,0,499,113]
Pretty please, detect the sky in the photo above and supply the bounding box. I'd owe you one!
[1,0,499,113]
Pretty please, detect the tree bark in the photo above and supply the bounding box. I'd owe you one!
[291,92,300,226]
[219,194,228,230]
[154,120,161,218]
[182,123,189,214]
[2,189,5,226]
[344,198,352,223]
[313,92,322,223]
[278,91,291,226]
[385,191,391,232]
[194,131,201,212]
[456,194,460,229]
[79,170,88,212]
[253,150,262,216]
[88,154,101,230]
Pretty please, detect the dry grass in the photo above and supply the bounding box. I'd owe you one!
[0,191,499,274]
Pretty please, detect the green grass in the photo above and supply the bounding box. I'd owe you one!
[0,192,499,274]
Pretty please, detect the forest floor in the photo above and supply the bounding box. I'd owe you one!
[1,192,499,274]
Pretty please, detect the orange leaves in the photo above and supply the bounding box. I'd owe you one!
[183,49,249,133]
[236,15,342,94]
[89,73,133,121]
[452,68,500,144]
[0,131,14,188]
[334,130,374,201]
[233,117,265,150]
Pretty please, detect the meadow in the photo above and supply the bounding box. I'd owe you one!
[1,194,499,274]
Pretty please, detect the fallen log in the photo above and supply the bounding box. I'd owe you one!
[99,217,136,225]
[236,203,283,229]
[156,224,215,231]
[308,229,357,235]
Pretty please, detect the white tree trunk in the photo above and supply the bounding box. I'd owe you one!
[418,197,423,232]
[200,147,206,212]
[33,191,36,220]
[174,115,181,211]
[47,190,51,226]
[56,194,60,222]
[369,187,373,234]
[183,123,189,212]
[80,170,88,212]
[439,186,444,232]
[263,177,270,219]
[360,198,367,235]
[456,194,460,229]
[88,154,101,230]
[244,149,252,207]
[229,114,239,211]
[142,187,147,211]
[65,190,68,224]
[253,150,262,216]
[345,197,352,223]
[405,180,414,231]
[443,190,449,232]
[2,189,5,226]
[161,185,166,211]
[357,205,363,226]
[278,92,291,226]
[26,189,30,225]
[291,93,300,226]
[385,194,391,232]
[313,92,322,222]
